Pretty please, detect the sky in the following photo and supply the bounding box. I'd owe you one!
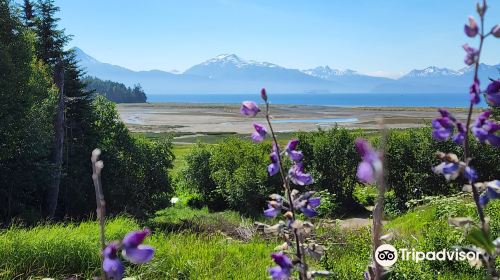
[49,0,500,78]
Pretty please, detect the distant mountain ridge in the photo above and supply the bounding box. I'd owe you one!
[74,47,500,95]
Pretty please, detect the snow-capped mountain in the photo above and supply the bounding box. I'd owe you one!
[197,54,281,69]
[402,66,460,78]
[302,66,358,80]
[74,47,500,95]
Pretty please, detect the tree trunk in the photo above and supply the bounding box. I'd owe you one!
[43,59,65,219]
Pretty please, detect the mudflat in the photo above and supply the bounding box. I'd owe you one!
[117,103,471,134]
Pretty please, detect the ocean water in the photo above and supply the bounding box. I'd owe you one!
[147,93,488,108]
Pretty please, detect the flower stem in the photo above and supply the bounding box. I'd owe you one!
[264,101,307,280]
[372,124,388,280]
[91,153,107,280]
[463,0,487,236]
[462,1,498,277]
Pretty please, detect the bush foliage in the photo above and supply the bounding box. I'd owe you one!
[181,126,500,217]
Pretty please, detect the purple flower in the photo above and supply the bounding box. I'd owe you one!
[432,109,455,141]
[432,118,455,141]
[355,139,382,184]
[463,44,479,66]
[486,80,500,107]
[240,101,260,117]
[251,122,267,142]
[492,24,500,38]
[300,196,321,218]
[432,161,461,181]
[264,203,281,218]
[103,243,125,280]
[469,78,481,104]
[264,194,283,218]
[268,252,293,280]
[288,163,313,186]
[261,88,268,102]
[464,166,478,182]
[121,229,155,264]
[285,139,304,162]
[268,152,280,176]
[471,111,500,147]
[480,180,500,207]
[453,121,466,145]
[464,16,479,37]
[292,191,321,217]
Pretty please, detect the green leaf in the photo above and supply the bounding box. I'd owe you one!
[466,227,495,254]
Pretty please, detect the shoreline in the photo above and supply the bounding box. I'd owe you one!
[116,102,475,135]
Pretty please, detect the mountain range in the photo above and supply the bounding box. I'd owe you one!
[74,47,499,95]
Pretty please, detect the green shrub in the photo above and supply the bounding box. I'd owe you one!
[353,185,378,206]
[59,96,175,219]
[298,127,362,213]
[208,137,282,216]
[180,143,225,210]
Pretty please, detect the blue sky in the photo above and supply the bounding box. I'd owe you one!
[53,0,500,77]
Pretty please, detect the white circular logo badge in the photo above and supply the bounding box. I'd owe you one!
[375,244,398,267]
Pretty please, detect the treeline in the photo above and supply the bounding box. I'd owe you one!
[180,127,500,217]
[84,76,147,103]
[0,0,173,225]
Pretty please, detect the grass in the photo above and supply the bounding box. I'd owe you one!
[2,197,498,279]
[0,216,278,280]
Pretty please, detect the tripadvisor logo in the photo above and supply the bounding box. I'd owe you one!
[374,244,480,267]
[375,244,398,267]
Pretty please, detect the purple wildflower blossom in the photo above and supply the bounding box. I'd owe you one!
[471,111,500,147]
[285,139,304,162]
[486,80,500,107]
[480,180,500,207]
[251,122,267,142]
[432,109,456,141]
[463,44,480,66]
[288,163,313,186]
[464,16,479,37]
[292,191,321,217]
[453,121,466,145]
[432,161,461,181]
[469,78,481,104]
[355,138,382,184]
[300,196,321,218]
[264,194,284,218]
[268,252,293,280]
[464,166,478,183]
[240,101,260,117]
[121,229,155,264]
[103,243,125,280]
[261,88,268,102]
[492,25,500,38]
[264,204,281,218]
[268,152,280,176]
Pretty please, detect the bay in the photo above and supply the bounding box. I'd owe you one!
[147,92,488,108]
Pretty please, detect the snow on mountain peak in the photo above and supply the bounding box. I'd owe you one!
[201,54,281,69]
[303,66,358,79]
[404,66,460,77]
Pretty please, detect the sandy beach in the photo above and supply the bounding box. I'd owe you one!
[116,103,471,134]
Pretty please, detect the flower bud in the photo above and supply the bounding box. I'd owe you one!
[464,16,479,37]
[492,24,500,38]
[284,211,293,219]
[261,88,268,102]
[435,151,446,160]
[477,2,486,17]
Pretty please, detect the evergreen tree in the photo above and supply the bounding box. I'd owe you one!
[0,0,56,224]
[34,0,68,69]
[21,0,35,28]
